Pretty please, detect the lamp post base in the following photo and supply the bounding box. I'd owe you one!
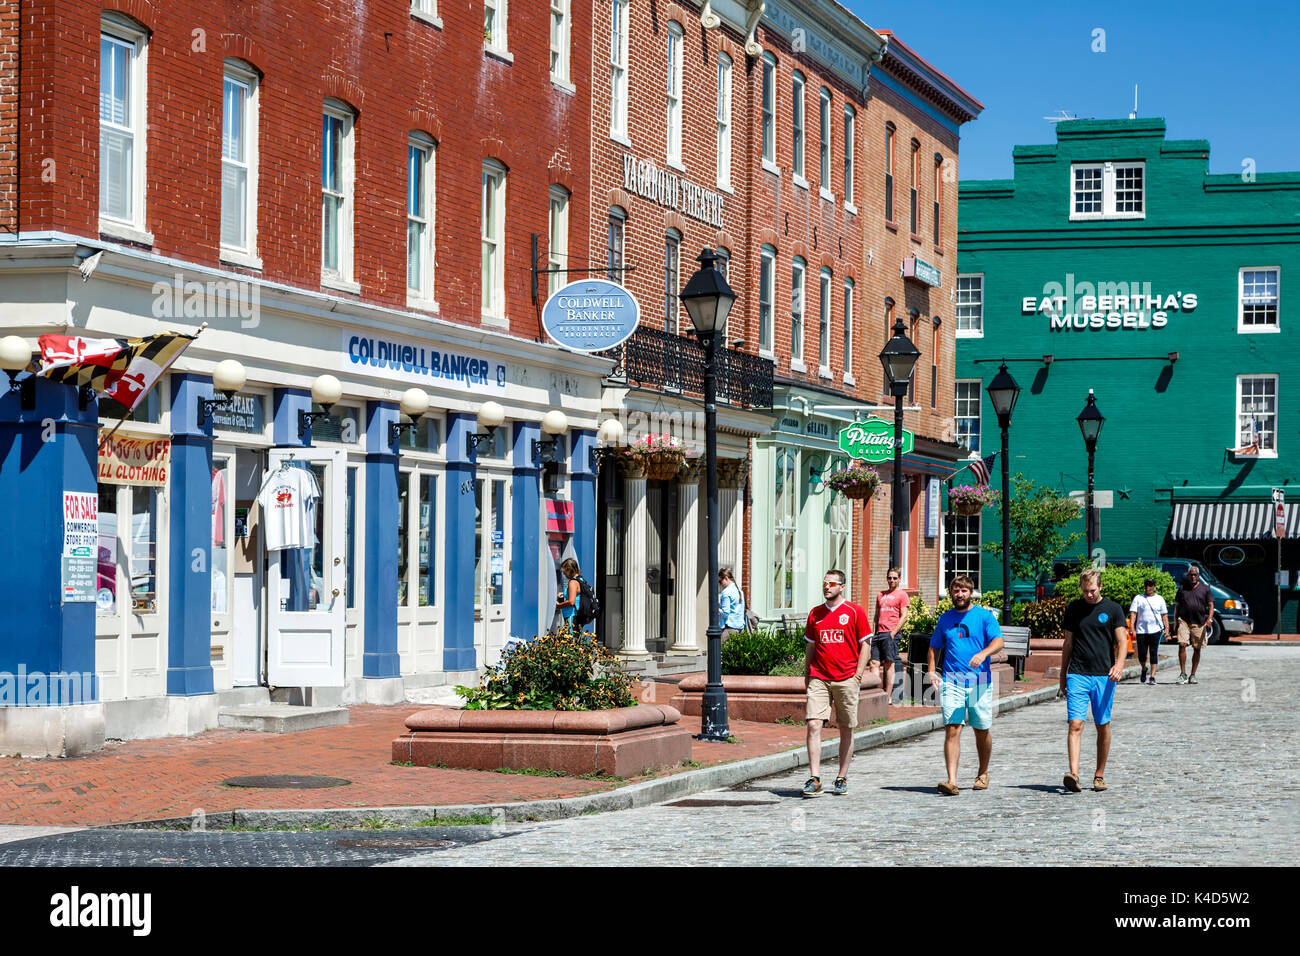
[694,683,732,742]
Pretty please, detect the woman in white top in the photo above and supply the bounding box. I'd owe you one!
[1127,577,1169,685]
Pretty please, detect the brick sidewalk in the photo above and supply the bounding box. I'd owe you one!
[0,675,1056,828]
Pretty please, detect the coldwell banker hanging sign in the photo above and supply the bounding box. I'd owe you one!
[542,279,640,353]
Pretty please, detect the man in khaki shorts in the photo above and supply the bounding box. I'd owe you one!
[802,569,873,796]
[1172,565,1214,685]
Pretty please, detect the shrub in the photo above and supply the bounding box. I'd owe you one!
[456,625,635,711]
[721,625,806,676]
[1020,596,1067,641]
[1054,563,1176,611]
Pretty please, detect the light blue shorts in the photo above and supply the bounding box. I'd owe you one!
[1066,674,1115,725]
[940,679,993,730]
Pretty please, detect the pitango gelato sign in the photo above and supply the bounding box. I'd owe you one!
[839,420,913,463]
[1024,276,1197,331]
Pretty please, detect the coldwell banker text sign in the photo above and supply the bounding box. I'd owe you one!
[343,332,506,394]
[542,279,640,353]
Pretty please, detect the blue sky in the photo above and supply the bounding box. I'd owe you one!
[844,0,1300,181]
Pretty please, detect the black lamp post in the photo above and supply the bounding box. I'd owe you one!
[679,248,736,742]
[878,317,921,570]
[1076,390,1105,563]
[986,362,1021,674]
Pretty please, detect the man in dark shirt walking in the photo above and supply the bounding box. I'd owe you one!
[1059,568,1128,793]
[1172,566,1214,685]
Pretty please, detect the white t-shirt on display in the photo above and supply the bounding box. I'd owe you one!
[256,467,320,552]
[1129,593,1169,634]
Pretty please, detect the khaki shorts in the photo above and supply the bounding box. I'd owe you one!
[1177,620,1209,649]
[806,677,860,727]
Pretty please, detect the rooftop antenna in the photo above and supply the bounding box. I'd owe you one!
[1129,84,1138,119]
[1043,109,1078,124]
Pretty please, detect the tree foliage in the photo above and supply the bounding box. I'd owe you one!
[982,473,1083,583]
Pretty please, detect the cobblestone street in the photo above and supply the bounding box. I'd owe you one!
[390,646,1300,867]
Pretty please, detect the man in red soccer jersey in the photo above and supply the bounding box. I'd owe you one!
[802,569,873,796]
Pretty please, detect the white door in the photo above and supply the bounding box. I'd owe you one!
[265,447,346,687]
[474,475,511,667]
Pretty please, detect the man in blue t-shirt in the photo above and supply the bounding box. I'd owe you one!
[927,576,1003,795]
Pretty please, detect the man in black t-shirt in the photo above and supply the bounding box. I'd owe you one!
[1172,566,1214,685]
[1059,568,1128,793]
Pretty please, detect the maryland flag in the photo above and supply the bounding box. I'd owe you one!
[38,331,196,412]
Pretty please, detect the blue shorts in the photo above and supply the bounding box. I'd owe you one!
[1066,674,1115,725]
[940,679,993,730]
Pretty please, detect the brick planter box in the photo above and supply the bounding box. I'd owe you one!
[1025,638,1065,675]
[391,704,692,778]
[670,674,888,726]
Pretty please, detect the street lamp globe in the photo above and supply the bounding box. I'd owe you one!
[878,317,921,393]
[986,362,1021,426]
[0,335,31,373]
[212,359,247,398]
[541,409,568,435]
[1077,389,1104,446]
[679,249,736,335]
[399,387,430,419]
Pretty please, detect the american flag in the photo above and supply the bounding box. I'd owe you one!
[1229,417,1261,456]
[967,452,997,485]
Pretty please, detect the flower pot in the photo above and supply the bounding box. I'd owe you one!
[644,452,685,480]
[841,483,875,500]
[953,499,984,516]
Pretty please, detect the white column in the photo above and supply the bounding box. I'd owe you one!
[719,486,740,582]
[620,475,651,659]
[670,476,701,654]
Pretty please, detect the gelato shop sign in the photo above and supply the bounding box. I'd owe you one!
[1022,278,1198,331]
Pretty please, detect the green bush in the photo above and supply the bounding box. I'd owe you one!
[1054,563,1176,612]
[456,625,635,711]
[721,625,806,676]
[1020,596,1067,641]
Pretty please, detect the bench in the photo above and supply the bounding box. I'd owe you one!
[1001,625,1031,679]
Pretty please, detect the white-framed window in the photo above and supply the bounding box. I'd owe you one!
[550,0,570,85]
[99,15,148,235]
[791,71,805,181]
[664,229,681,331]
[716,53,732,188]
[791,256,806,364]
[221,62,258,260]
[1239,267,1279,332]
[829,458,851,574]
[842,278,854,379]
[607,206,626,280]
[666,22,683,165]
[548,185,570,298]
[321,99,356,287]
[759,244,775,354]
[411,0,438,19]
[484,0,507,53]
[843,105,856,207]
[773,445,799,610]
[1070,162,1145,219]
[884,123,896,223]
[407,132,436,303]
[761,53,777,168]
[818,267,831,372]
[954,380,981,453]
[481,159,506,319]
[609,0,630,139]
[818,88,831,194]
[1236,375,1278,456]
[956,274,983,337]
[945,513,981,590]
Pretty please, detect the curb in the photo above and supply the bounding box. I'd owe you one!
[107,669,1136,831]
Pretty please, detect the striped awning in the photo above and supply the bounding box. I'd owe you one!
[1170,502,1300,540]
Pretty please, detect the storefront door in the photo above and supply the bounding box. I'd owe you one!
[474,475,510,667]
[265,447,346,687]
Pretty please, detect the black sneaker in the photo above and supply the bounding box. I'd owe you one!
[802,776,823,797]
[1140,668,1148,683]
[831,777,848,796]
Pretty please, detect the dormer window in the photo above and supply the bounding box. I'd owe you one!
[1070,161,1145,220]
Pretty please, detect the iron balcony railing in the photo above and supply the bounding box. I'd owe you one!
[600,325,774,409]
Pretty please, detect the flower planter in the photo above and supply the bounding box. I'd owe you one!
[643,453,685,480]
[670,674,888,726]
[840,483,877,501]
[1024,637,1065,676]
[391,703,692,778]
[953,499,984,516]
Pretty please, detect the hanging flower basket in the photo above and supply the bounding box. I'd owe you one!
[621,433,687,480]
[825,461,881,501]
[949,483,999,516]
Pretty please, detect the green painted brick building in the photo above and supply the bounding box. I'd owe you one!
[955,118,1300,632]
